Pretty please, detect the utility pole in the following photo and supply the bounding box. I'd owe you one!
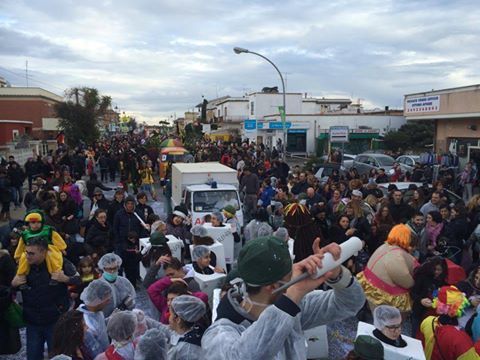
[25,60,29,87]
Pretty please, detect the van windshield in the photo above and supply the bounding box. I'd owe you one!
[193,190,239,213]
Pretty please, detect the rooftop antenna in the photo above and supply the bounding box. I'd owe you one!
[25,60,29,87]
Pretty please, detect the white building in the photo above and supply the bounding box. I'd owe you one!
[207,91,406,155]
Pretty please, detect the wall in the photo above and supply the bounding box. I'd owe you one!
[249,93,303,119]
[0,122,31,144]
[436,118,480,152]
[218,100,249,121]
[314,114,405,133]
[0,98,56,128]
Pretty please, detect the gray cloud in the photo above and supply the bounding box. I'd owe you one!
[0,26,79,60]
[0,0,479,122]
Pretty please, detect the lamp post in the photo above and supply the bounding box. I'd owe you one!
[233,47,287,160]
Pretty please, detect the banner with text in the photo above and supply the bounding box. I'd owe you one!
[405,95,440,113]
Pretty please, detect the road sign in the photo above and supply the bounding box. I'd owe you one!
[244,119,256,132]
[269,121,291,129]
[329,126,349,143]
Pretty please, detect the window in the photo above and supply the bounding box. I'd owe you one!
[225,107,228,118]
[12,129,19,140]
[355,156,366,163]
[250,101,254,116]
[376,156,395,167]
[193,190,240,212]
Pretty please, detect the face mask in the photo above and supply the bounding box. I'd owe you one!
[103,271,118,282]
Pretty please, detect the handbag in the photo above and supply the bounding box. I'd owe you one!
[4,301,25,328]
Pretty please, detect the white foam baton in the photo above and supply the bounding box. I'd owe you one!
[273,237,363,294]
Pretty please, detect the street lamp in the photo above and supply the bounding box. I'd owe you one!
[233,46,287,160]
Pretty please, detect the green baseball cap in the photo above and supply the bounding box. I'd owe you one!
[354,335,384,360]
[238,236,292,286]
[150,232,168,247]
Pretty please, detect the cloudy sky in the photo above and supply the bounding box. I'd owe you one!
[1,0,479,123]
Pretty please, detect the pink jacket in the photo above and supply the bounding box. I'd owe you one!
[147,276,208,324]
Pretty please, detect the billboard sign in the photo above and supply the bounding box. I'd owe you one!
[405,95,440,113]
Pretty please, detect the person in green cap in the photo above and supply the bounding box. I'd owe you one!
[202,236,366,359]
[346,335,384,360]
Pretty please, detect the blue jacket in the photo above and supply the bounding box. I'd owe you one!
[260,186,275,207]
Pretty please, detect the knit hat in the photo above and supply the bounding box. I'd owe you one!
[238,236,292,286]
[173,205,188,219]
[223,205,236,218]
[432,285,470,318]
[93,187,103,194]
[150,232,168,247]
[354,335,384,360]
[24,210,45,224]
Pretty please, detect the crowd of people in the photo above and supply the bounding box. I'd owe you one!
[1,131,480,359]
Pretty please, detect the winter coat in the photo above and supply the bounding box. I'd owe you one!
[85,219,111,250]
[21,259,80,326]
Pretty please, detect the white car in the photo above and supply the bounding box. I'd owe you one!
[396,155,420,173]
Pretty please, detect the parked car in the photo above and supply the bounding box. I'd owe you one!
[320,153,356,169]
[396,155,420,173]
[314,163,347,183]
[377,182,463,206]
[352,153,396,175]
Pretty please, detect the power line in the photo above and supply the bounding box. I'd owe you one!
[0,65,65,92]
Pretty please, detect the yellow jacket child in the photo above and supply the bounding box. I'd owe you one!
[14,210,67,276]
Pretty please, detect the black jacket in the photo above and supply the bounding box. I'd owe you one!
[113,208,143,251]
[388,201,414,224]
[107,200,124,225]
[135,203,154,223]
[6,166,25,187]
[446,217,470,248]
[21,258,80,326]
[86,218,111,249]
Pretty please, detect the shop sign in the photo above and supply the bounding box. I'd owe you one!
[405,95,440,113]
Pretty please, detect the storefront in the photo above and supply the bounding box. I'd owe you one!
[243,119,314,154]
[316,129,381,156]
[404,85,480,165]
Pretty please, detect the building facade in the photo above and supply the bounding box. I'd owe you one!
[0,87,63,144]
[404,84,480,162]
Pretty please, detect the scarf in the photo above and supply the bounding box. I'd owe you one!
[426,222,443,248]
